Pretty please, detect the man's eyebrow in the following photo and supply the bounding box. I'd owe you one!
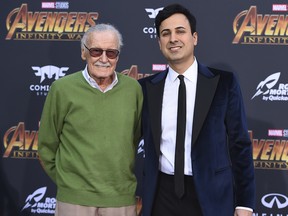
[175,26,186,30]
[160,26,186,34]
[160,29,170,34]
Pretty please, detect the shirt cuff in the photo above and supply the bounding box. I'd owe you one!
[236,206,253,212]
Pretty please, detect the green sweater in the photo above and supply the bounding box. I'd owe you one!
[38,71,143,207]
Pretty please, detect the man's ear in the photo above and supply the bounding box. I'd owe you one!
[81,49,86,60]
[158,38,162,50]
[193,32,198,46]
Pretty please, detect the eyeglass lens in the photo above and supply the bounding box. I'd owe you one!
[84,44,119,59]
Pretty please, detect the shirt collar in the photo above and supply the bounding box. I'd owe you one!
[167,57,198,83]
[82,65,118,92]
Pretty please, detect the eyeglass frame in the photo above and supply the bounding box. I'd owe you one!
[83,44,120,59]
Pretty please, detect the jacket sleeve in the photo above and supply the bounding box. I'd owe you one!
[226,73,255,209]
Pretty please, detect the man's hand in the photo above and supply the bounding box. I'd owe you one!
[234,209,253,216]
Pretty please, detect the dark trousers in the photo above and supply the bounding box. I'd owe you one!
[152,172,203,216]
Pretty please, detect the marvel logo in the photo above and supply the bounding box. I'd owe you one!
[272,4,288,12]
[268,129,283,137]
[152,64,167,71]
[42,2,55,9]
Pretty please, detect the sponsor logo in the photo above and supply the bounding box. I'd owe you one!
[261,193,288,209]
[33,65,68,83]
[268,129,283,137]
[143,7,163,39]
[41,2,55,9]
[268,129,288,138]
[30,65,68,96]
[253,213,288,216]
[284,130,288,138]
[233,6,288,45]
[42,2,69,9]
[120,65,152,79]
[145,8,163,19]
[6,4,98,40]
[22,187,56,214]
[152,64,167,71]
[137,139,145,158]
[250,131,288,170]
[3,122,39,159]
[272,4,288,12]
[251,72,288,101]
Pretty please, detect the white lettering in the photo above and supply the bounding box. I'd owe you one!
[268,130,283,136]
[30,85,50,91]
[272,4,288,12]
[42,2,55,9]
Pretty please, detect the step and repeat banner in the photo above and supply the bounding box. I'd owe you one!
[1,0,287,215]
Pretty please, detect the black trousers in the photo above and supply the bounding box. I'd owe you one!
[152,172,203,216]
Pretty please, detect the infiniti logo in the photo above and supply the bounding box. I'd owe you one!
[261,193,288,209]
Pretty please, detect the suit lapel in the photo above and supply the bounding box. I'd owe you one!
[192,64,220,145]
[146,71,167,156]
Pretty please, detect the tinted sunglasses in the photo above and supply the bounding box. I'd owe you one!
[83,44,120,59]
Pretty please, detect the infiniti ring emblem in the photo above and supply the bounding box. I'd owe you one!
[261,193,288,209]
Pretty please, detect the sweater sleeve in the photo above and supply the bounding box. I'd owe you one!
[134,84,144,146]
[38,83,62,183]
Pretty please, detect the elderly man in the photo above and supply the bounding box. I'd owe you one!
[38,23,143,216]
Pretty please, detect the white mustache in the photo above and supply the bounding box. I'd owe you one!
[95,63,111,67]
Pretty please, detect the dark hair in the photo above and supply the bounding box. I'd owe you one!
[155,3,197,37]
